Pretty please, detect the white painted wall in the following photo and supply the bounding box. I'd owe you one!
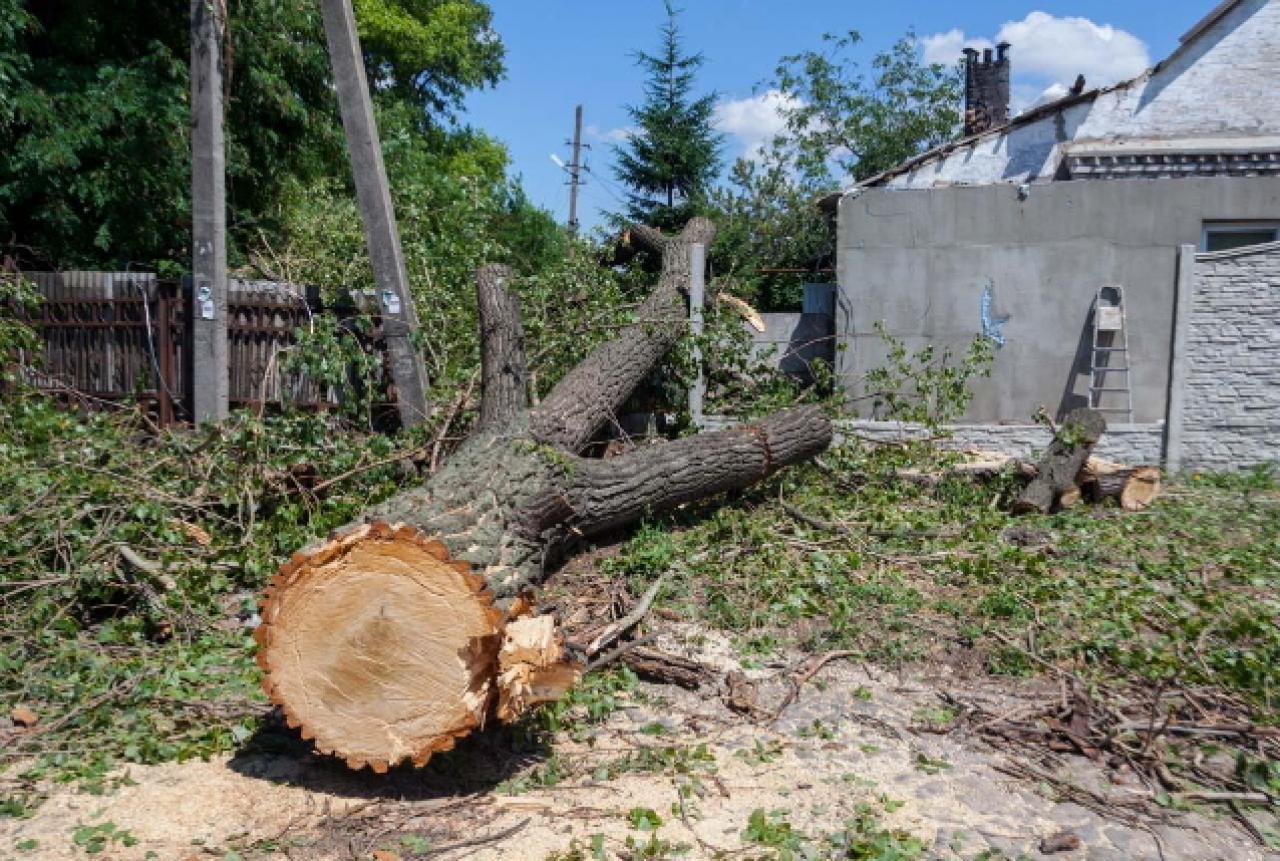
[1076,0,1280,142]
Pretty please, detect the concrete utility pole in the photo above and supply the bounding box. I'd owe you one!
[320,0,431,428]
[687,243,706,429]
[190,0,229,424]
[567,105,585,236]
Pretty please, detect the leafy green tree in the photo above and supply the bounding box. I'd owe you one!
[1,0,192,266]
[709,147,833,311]
[355,0,504,120]
[0,0,505,269]
[709,32,960,310]
[613,1,722,231]
[771,31,962,184]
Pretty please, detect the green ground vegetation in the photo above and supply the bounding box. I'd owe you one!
[602,450,1280,711]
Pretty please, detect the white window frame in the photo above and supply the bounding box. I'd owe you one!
[1201,221,1280,252]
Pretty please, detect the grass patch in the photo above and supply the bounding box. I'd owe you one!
[603,442,1280,717]
[0,396,425,806]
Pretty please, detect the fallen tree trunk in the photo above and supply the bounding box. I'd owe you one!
[1012,408,1107,515]
[255,219,833,771]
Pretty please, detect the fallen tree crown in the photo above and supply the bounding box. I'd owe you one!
[255,218,834,770]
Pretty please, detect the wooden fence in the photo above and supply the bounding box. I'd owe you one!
[16,271,364,425]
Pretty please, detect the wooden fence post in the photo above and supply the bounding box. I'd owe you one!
[156,281,176,427]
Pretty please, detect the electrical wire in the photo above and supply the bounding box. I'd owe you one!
[581,163,631,207]
[125,267,182,412]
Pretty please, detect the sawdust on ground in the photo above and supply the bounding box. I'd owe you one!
[3,627,1268,861]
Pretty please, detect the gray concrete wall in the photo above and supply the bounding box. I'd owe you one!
[836,176,1280,424]
[747,313,834,378]
[1175,240,1280,470]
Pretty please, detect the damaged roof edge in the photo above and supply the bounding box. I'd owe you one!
[848,86,1105,193]
[1180,0,1244,44]
[842,0,1249,196]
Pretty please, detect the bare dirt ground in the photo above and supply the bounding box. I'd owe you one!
[4,625,1269,861]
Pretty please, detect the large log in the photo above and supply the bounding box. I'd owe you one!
[1012,408,1107,515]
[1078,459,1162,511]
[255,219,833,770]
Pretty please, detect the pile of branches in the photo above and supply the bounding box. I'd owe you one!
[942,680,1280,845]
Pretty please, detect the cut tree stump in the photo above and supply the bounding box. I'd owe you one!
[255,523,505,771]
[255,219,833,770]
[1012,408,1107,515]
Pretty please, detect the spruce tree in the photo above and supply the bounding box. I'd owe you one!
[613,1,722,231]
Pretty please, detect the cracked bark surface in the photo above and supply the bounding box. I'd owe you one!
[255,218,834,770]
[1013,408,1107,515]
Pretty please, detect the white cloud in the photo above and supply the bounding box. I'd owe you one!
[586,124,636,144]
[920,29,992,67]
[997,11,1150,86]
[921,11,1151,107]
[713,89,801,158]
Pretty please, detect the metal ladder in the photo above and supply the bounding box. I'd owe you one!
[1088,284,1134,422]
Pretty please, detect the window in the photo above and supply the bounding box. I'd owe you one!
[1201,222,1280,253]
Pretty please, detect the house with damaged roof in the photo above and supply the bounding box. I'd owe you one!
[829,0,1280,471]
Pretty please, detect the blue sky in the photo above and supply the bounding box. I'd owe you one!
[463,1,1213,231]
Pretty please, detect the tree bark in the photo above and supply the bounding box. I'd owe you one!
[476,264,526,429]
[255,218,833,771]
[519,406,831,540]
[1012,409,1107,514]
[528,219,715,452]
[1079,461,1162,510]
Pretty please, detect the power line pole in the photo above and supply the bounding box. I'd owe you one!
[320,0,431,428]
[190,0,229,425]
[566,105,585,236]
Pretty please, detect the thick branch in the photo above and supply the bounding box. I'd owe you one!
[476,265,526,429]
[528,217,717,452]
[520,405,832,538]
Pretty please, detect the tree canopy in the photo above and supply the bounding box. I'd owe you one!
[771,31,962,184]
[612,1,722,232]
[0,0,506,269]
[710,32,961,310]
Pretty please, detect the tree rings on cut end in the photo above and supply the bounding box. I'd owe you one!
[254,522,504,771]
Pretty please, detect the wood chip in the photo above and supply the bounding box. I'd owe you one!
[171,518,212,546]
[725,671,759,715]
[10,706,38,728]
[1039,831,1082,854]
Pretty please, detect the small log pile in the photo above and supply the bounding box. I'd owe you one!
[899,408,1163,514]
[1012,408,1162,514]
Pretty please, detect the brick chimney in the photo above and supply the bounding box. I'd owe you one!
[963,42,1011,136]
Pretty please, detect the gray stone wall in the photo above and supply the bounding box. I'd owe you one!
[840,421,1166,465]
[1178,241,1280,471]
[747,313,834,379]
